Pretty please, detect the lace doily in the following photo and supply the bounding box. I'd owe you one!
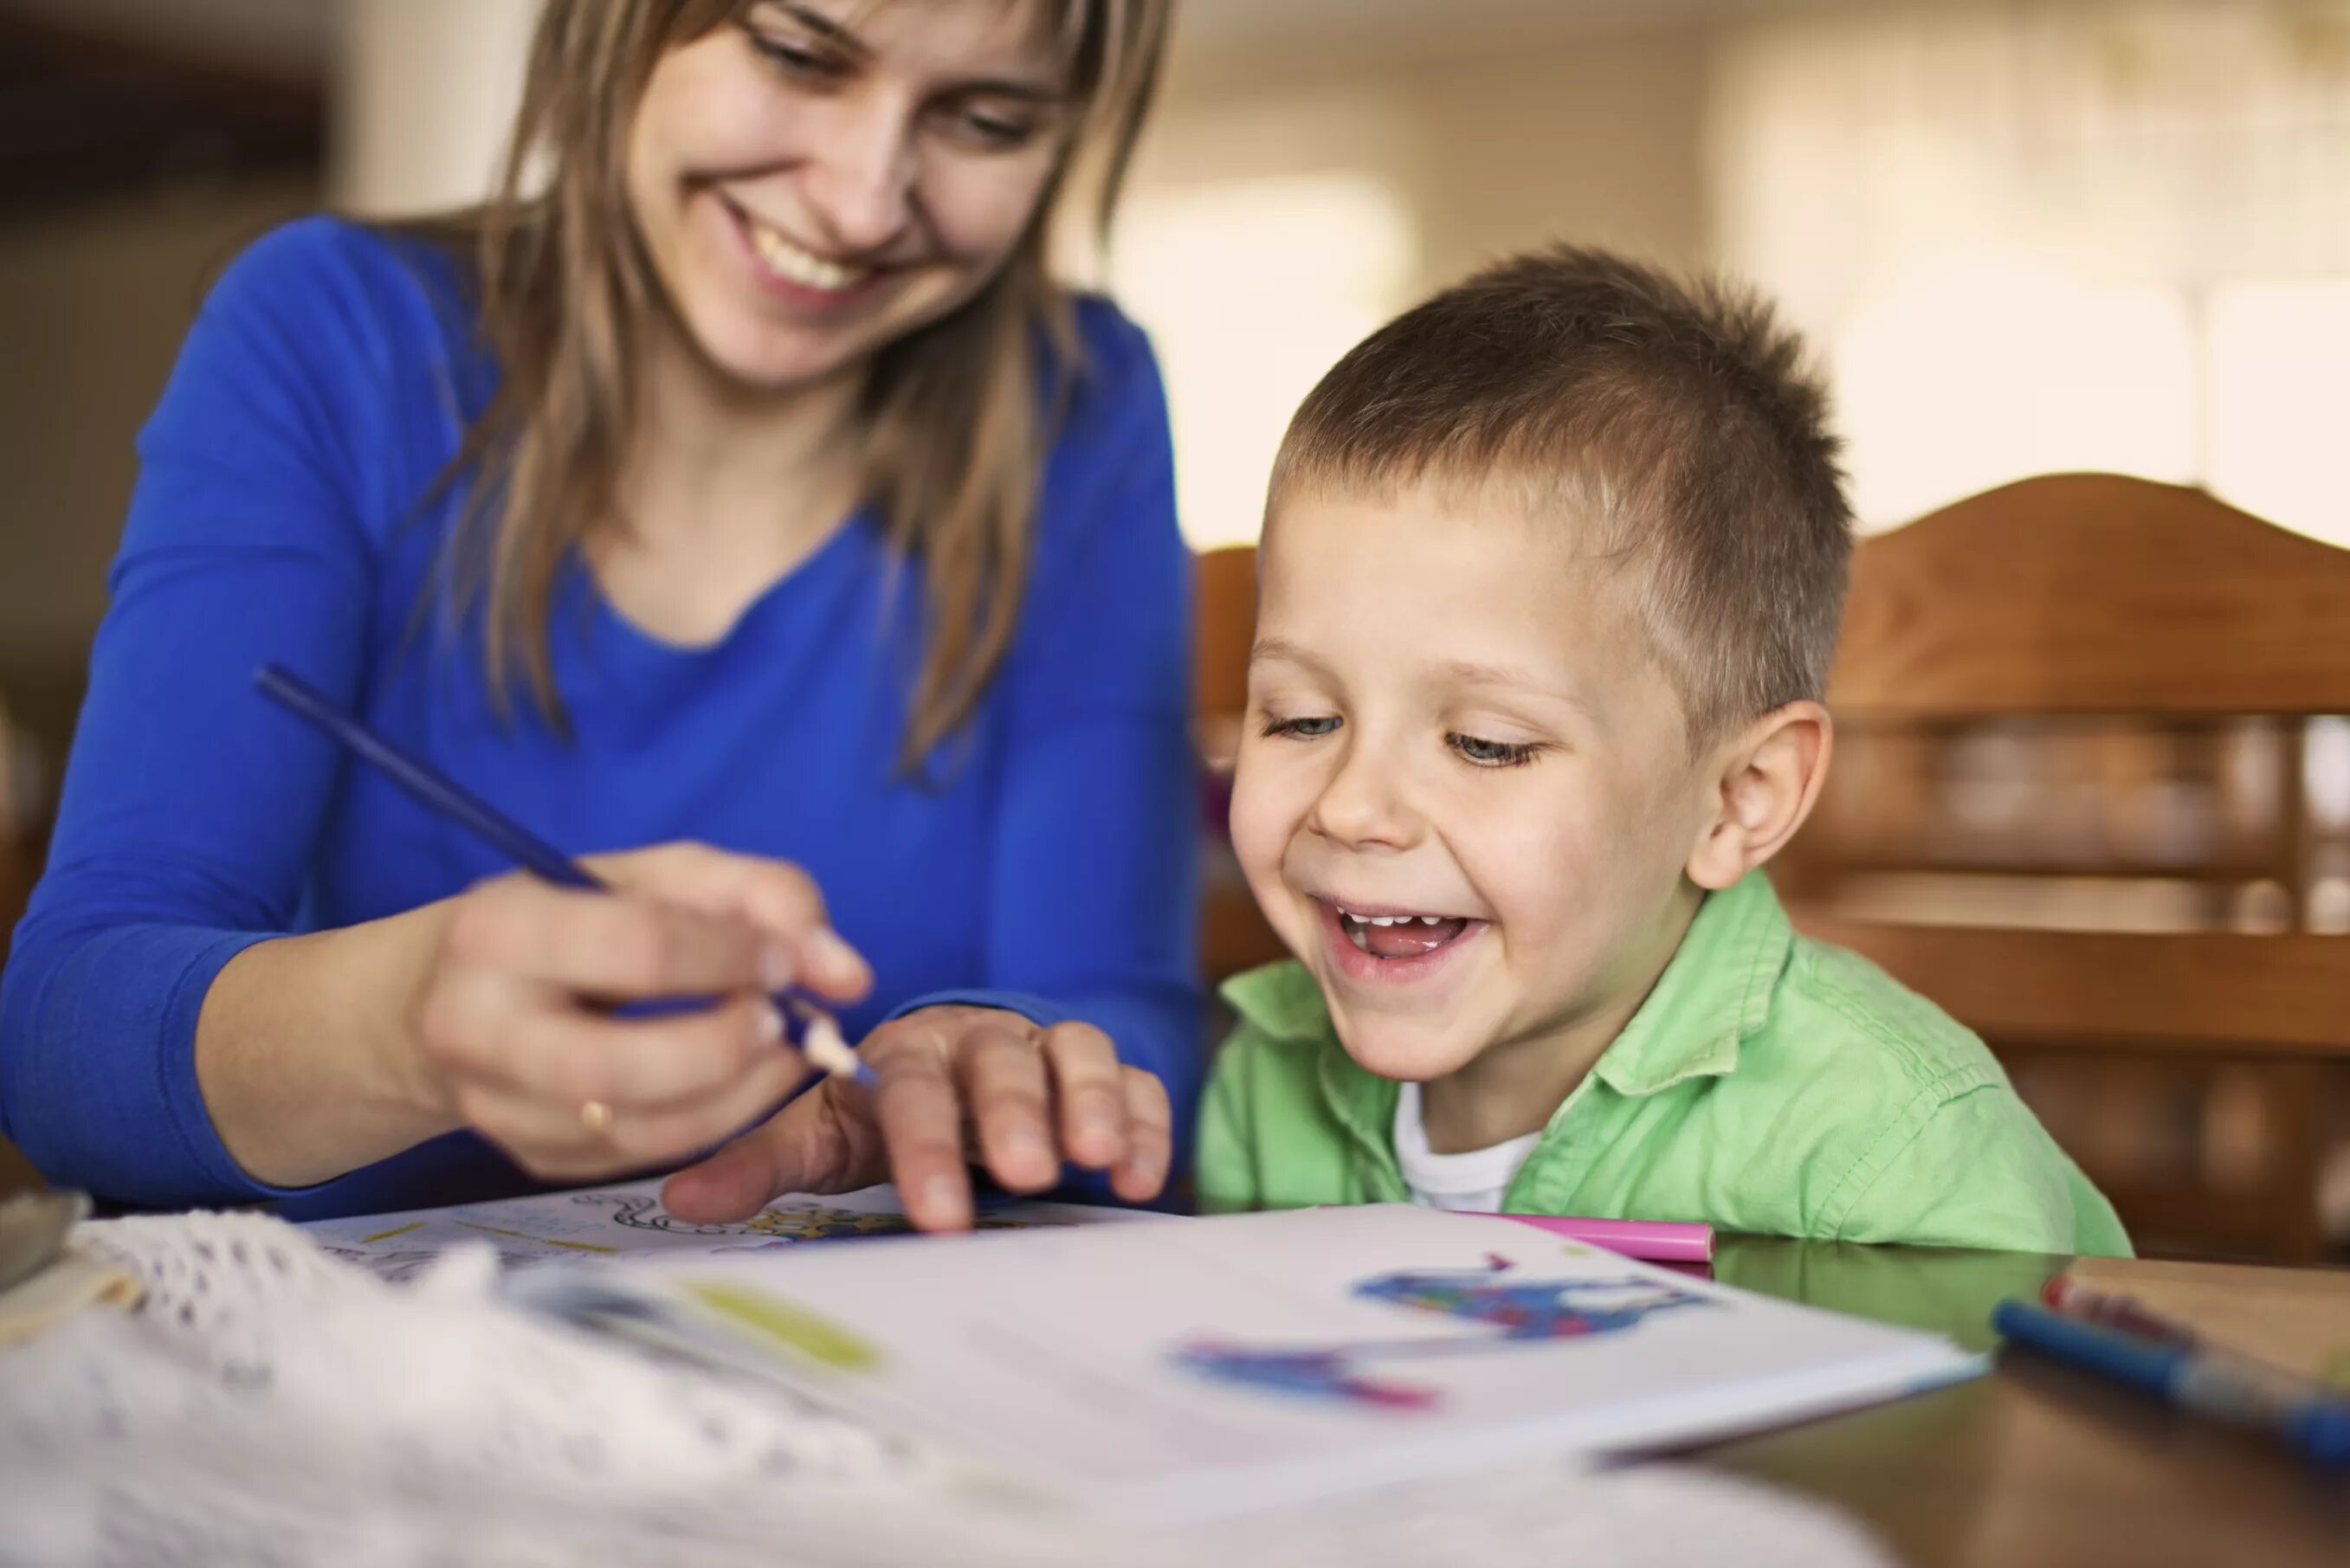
[0,1210,1892,1568]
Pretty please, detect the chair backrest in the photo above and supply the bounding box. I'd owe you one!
[1783,474,2350,1259]
[1830,473,2350,720]
[1192,545,1288,981]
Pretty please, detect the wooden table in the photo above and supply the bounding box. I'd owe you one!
[1698,1239,2350,1568]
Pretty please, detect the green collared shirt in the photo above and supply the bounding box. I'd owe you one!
[1198,872,2130,1256]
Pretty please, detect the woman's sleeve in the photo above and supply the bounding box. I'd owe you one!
[891,300,1204,1190]
[0,220,387,1206]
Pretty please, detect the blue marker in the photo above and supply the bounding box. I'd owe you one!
[1992,1299,2350,1468]
[254,663,876,1092]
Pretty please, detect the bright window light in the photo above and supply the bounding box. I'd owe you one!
[2205,281,2350,546]
[1112,173,1417,549]
[1830,255,2197,529]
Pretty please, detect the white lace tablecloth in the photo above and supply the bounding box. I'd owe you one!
[0,1211,1893,1568]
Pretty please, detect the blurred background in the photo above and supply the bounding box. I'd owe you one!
[3,0,2348,1255]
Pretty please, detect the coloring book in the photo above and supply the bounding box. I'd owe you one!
[300,1177,1163,1282]
[505,1203,1983,1520]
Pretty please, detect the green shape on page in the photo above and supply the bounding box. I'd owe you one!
[685,1279,882,1372]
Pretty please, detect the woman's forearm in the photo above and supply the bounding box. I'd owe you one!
[193,900,460,1189]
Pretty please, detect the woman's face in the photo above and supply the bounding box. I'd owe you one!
[626,1,1071,391]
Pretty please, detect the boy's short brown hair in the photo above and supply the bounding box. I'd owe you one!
[1269,245,1851,741]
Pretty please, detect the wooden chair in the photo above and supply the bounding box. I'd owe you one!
[1194,545,1288,983]
[1780,474,2350,1262]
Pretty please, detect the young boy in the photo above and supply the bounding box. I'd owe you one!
[1197,247,2128,1256]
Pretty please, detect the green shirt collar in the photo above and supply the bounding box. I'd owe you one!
[1592,871,1790,1096]
[1219,870,1793,1114]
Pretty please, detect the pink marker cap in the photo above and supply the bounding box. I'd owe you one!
[1483,1213,1715,1263]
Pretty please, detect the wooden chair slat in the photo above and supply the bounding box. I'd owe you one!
[1833,474,2350,719]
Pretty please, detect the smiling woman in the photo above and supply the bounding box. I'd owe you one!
[0,0,1198,1236]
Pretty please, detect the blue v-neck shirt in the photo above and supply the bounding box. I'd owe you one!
[0,218,1200,1215]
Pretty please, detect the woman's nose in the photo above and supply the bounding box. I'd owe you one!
[797,100,916,254]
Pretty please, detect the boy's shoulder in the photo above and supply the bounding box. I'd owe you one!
[1606,874,2127,1254]
[1770,928,2011,1101]
[1731,907,2127,1254]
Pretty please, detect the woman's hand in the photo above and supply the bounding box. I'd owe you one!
[403,842,872,1183]
[660,1005,1174,1232]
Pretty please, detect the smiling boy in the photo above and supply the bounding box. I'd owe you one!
[1198,248,2127,1255]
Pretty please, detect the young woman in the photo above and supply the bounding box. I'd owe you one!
[0,0,1195,1232]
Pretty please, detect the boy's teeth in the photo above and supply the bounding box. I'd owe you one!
[748,220,867,292]
[1336,905,1473,959]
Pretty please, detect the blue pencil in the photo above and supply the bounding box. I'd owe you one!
[254,662,877,1092]
[1992,1299,2350,1468]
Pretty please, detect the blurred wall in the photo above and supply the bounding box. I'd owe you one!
[1142,19,1715,295]
[332,0,539,217]
[1118,15,1718,545]
[0,178,313,675]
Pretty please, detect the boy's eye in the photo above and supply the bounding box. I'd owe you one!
[1449,732,1545,768]
[1261,714,1342,741]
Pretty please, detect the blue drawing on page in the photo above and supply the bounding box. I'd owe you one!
[1175,1254,1713,1410]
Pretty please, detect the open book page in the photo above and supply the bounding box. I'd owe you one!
[299,1177,1166,1282]
[509,1203,1981,1520]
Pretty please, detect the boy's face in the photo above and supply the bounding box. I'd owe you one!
[1231,484,1718,1085]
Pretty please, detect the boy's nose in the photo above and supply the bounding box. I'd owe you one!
[1307,745,1424,852]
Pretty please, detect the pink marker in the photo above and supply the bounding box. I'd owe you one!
[1475,1213,1714,1264]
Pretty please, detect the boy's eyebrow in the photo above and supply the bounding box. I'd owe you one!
[1441,658,1606,725]
[1248,636,1330,673]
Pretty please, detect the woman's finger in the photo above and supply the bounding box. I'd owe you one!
[1109,1067,1173,1203]
[659,1081,877,1224]
[1037,1020,1127,1171]
[590,842,873,1003]
[956,1019,1060,1195]
[866,1016,978,1231]
[457,1047,810,1184]
[441,873,768,998]
[499,992,805,1112]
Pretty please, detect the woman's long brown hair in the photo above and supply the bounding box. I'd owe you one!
[430,0,1167,762]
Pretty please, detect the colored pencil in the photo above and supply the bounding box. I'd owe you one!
[254,662,875,1090]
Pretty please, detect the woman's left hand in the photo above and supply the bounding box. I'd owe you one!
[658,1005,1173,1231]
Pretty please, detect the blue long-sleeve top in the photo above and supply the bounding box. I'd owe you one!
[0,217,1200,1216]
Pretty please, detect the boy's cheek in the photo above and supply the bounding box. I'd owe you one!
[1223,765,1288,882]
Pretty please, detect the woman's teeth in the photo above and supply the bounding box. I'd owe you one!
[746,219,868,293]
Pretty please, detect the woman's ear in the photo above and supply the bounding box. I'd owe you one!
[1685,700,1833,892]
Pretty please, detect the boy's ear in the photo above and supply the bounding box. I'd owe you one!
[1686,700,1833,892]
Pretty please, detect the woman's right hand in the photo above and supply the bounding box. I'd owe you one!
[403,842,873,1182]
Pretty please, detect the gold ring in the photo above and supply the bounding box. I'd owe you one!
[579,1100,614,1135]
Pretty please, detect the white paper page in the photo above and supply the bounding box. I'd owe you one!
[618,1204,1982,1520]
[300,1178,1166,1282]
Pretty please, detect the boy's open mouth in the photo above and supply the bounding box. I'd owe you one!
[1328,901,1475,960]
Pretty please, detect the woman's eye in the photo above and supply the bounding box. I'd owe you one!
[1449,732,1544,768]
[1261,715,1341,740]
[750,33,846,81]
[933,96,1049,152]
[955,108,1039,149]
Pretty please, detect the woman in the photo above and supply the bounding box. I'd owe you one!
[0,0,1195,1233]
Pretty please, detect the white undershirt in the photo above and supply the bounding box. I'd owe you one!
[1392,1081,1542,1214]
